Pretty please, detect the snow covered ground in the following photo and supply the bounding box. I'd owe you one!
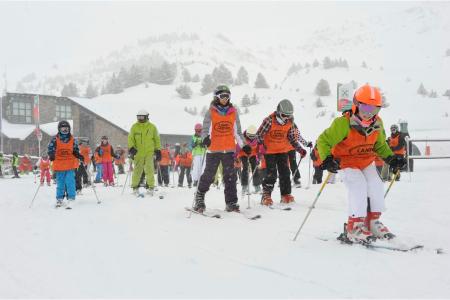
[1,158,450,298]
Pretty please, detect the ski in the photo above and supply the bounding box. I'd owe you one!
[226,210,261,220]
[317,236,424,252]
[185,207,221,218]
[268,204,292,211]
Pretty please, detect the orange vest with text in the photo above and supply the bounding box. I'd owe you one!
[209,108,236,151]
[53,136,79,171]
[101,144,113,163]
[79,145,91,164]
[264,114,293,154]
[331,116,380,170]
[389,135,406,155]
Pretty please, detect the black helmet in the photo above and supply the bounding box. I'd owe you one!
[276,99,294,117]
[390,124,399,132]
[101,135,108,140]
[58,120,71,133]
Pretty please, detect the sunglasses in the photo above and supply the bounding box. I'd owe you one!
[217,93,230,100]
[358,103,381,118]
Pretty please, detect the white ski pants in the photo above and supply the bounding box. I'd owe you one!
[191,154,206,182]
[340,164,385,218]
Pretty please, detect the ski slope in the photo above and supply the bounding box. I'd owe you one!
[1,158,449,298]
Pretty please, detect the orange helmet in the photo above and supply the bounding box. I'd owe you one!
[353,84,382,106]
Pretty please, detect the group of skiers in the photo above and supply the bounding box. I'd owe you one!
[5,83,408,244]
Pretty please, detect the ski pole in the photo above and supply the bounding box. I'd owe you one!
[29,183,42,208]
[305,148,312,190]
[293,172,332,241]
[121,169,130,195]
[384,169,400,199]
[291,154,304,185]
[188,151,207,218]
[246,159,259,209]
[92,182,101,204]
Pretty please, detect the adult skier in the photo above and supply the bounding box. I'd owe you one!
[193,85,249,212]
[317,84,406,243]
[190,123,206,187]
[256,99,311,206]
[128,109,161,195]
[48,120,84,208]
[11,152,20,178]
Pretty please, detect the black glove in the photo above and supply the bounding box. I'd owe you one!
[306,141,313,148]
[296,146,307,158]
[155,149,162,162]
[385,155,406,172]
[320,155,340,173]
[202,136,211,147]
[49,153,55,161]
[33,165,38,171]
[242,145,252,155]
[128,147,137,159]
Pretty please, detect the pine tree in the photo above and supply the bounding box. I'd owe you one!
[192,74,200,82]
[61,82,79,97]
[182,68,192,82]
[85,82,98,98]
[212,64,233,86]
[105,73,123,94]
[443,89,450,98]
[157,61,177,85]
[417,83,427,96]
[315,79,331,96]
[127,65,144,87]
[323,57,332,69]
[176,84,193,99]
[429,90,438,98]
[200,74,216,95]
[241,94,251,107]
[251,93,259,105]
[235,66,249,85]
[361,61,368,68]
[254,72,269,88]
[313,59,319,68]
[315,97,325,108]
[118,67,130,88]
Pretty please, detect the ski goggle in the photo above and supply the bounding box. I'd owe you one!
[279,113,293,120]
[216,93,230,100]
[137,115,147,121]
[357,103,381,119]
[59,126,69,134]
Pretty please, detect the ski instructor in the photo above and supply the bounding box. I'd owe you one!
[128,109,161,196]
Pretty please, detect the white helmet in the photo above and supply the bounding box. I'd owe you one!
[246,125,257,135]
[137,109,149,116]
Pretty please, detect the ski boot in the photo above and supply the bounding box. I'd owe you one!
[293,179,302,188]
[280,194,295,204]
[253,185,261,194]
[241,185,249,196]
[193,191,206,213]
[56,200,63,208]
[366,212,395,240]
[225,203,240,212]
[346,217,376,244]
[261,191,273,206]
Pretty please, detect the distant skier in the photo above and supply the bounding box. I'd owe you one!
[255,99,311,206]
[78,140,92,186]
[193,85,248,213]
[37,153,52,186]
[310,144,323,184]
[387,124,407,181]
[0,152,4,178]
[176,143,193,188]
[93,146,103,183]
[128,109,161,196]
[95,136,117,187]
[237,125,264,195]
[48,120,84,208]
[157,144,171,187]
[11,152,20,178]
[317,84,406,243]
[114,145,126,175]
[190,123,206,187]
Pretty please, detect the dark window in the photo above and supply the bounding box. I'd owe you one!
[56,104,72,120]
[9,101,32,123]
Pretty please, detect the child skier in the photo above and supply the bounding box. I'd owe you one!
[316,84,406,243]
[48,120,84,208]
[387,124,407,181]
[157,144,171,187]
[190,123,206,187]
[237,125,264,195]
[256,99,311,206]
[193,85,250,213]
[310,144,323,184]
[37,153,52,186]
[93,146,103,183]
[95,136,117,186]
[176,143,193,188]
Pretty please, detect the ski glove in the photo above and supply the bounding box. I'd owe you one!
[202,136,211,147]
[296,146,307,158]
[306,141,313,148]
[385,155,406,172]
[49,153,55,161]
[320,155,340,173]
[128,147,137,160]
[154,150,162,162]
[242,145,252,155]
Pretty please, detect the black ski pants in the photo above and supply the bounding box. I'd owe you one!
[240,155,260,187]
[263,152,291,196]
[12,166,20,178]
[75,164,88,191]
[178,166,192,186]
[198,152,237,205]
[288,149,300,181]
[157,165,170,186]
[312,166,323,184]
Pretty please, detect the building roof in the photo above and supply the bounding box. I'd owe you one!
[1,119,73,140]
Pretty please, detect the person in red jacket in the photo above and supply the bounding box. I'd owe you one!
[256,99,312,206]
[37,153,52,186]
